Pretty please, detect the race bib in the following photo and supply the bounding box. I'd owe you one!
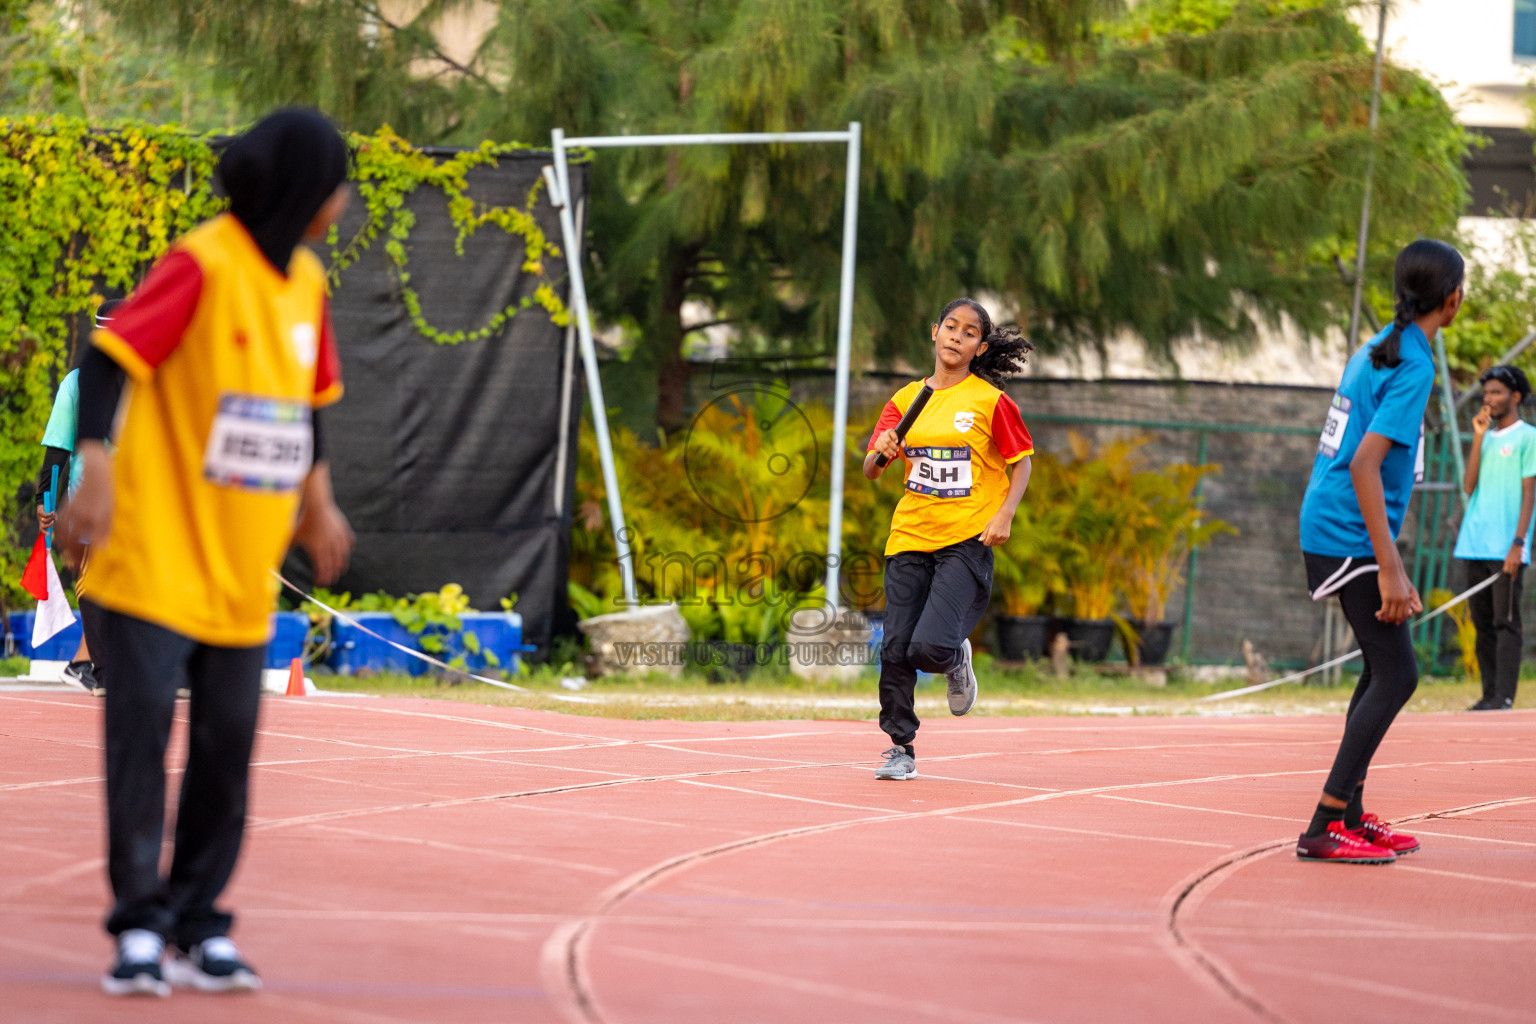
[1318,392,1351,459]
[1414,422,1425,484]
[905,446,972,498]
[203,393,313,492]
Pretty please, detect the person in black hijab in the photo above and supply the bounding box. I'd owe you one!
[64,108,354,998]
[218,107,351,274]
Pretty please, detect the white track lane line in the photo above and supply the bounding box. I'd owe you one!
[539,759,1536,1024]
[1394,864,1536,890]
[949,814,1228,849]
[1244,961,1532,1022]
[303,822,621,876]
[1407,827,1536,848]
[603,944,1042,1024]
[1096,794,1295,822]
[1190,925,1536,941]
[675,778,898,814]
[1159,794,1536,1024]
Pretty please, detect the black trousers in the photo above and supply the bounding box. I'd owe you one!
[1304,554,1419,802]
[87,601,266,947]
[1463,559,1524,704]
[878,539,993,746]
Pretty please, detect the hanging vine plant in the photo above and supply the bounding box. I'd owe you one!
[0,115,573,606]
[327,126,570,344]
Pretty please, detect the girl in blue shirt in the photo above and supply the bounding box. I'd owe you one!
[1296,239,1464,864]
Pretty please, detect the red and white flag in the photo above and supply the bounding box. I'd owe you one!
[20,533,76,647]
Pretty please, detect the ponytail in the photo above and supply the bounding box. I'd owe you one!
[972,324,1034,389]
[1371,239,1464,370]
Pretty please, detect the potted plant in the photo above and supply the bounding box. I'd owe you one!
[1054,434,1142,662]
[1118,462,1235,665]
[992,478,1068,661]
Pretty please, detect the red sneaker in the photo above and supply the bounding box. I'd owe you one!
[1296,820,1396,864]
[1353,812,1420,855]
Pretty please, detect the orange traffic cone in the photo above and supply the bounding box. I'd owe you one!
[285,658,306,697]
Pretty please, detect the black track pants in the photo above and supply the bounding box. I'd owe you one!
[1304,554,1419,802]
[89,601,266,948]
[878,539,993,746]
[1463,559,1524,705]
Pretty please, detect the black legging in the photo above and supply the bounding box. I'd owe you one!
[1315,562,1419,801]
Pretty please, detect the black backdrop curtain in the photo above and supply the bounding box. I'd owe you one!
[283,153,588,655]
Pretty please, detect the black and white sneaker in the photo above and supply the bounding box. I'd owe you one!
[102,929,169,997]
[62,660,104,696]
[164,936,261,992]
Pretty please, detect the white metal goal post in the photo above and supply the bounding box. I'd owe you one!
[543,124,862,613]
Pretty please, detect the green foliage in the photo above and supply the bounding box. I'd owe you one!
[0,116,220,604]
[301,583,500,672]
[567,581,606,622]
[1,1,245,128]
[1427,587,1477,682]
[991,432,1233,621]
[100,0,481,142]
[568,394,896,639]
[326,126,570,343]
[1107,0,1329,41]
[1431,219,1536,386]
[0,117,560,606]
[100,0,1468,434]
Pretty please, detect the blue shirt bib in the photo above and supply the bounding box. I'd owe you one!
[1299,324,1435,558]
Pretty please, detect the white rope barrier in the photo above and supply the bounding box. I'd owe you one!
[272,572,594,703]
[1196,572,1501,702]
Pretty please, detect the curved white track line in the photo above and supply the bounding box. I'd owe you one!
[1160,796,1536,1023]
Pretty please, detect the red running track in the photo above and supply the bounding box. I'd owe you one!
[1,691,1533,1023]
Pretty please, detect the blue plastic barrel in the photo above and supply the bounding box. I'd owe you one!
[326,611,533,676]
[7,611,83,660]
[266,612,310,670]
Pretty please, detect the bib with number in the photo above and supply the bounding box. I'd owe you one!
[203,393,313,492]
[905,445,973,498]
[1318,392,1351,459]
[1414,423,1426,484]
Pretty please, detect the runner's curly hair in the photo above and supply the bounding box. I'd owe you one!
[936,297,1034,390]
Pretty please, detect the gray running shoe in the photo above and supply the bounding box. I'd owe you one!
[946,638,977,715]
[874,746,916,780]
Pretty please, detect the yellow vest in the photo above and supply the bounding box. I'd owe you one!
[90,214,338,646]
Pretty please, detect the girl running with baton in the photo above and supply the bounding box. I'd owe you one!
[1296,238,1464,862]
[865,298,1034,780]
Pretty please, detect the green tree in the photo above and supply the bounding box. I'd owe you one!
[96,0,1466,434]
[0,1,243,128]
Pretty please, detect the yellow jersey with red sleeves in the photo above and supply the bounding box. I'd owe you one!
[867,375,1033,557]
[88,213,343,647]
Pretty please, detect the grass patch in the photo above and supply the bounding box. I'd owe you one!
[306,653,1521,722]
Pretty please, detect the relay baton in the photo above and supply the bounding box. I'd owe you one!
[874,384,934,467]
[44,464,59,548]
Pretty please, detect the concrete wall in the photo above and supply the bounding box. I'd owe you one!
[753,372,1342,666]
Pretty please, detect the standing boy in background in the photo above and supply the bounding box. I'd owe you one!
[1455,365,1536,711]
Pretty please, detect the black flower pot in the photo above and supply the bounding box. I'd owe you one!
[1125,620,1178,666]
[1062,618,1115,663]
[995,615,1052,661]
[693,641,778,682]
